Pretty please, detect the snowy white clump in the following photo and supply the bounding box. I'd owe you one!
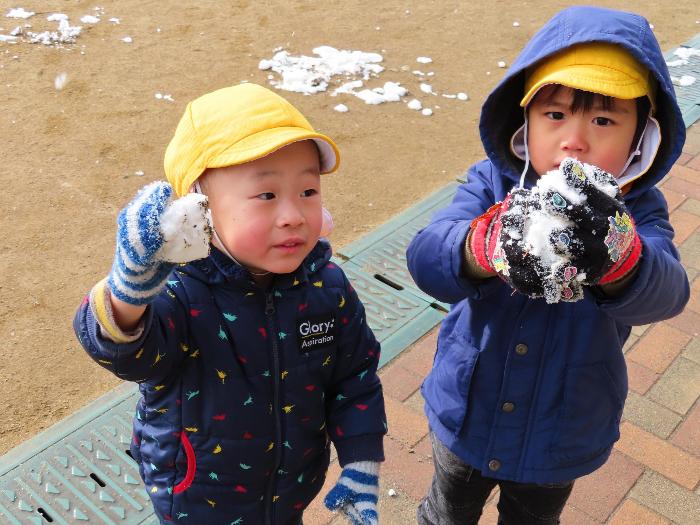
[159,193,213,263]
[416,56,432,64]
[671,75,696,87]
[354,82,407,104]
[80,15,100,24]
[407,99,422,110]
[47,13,68,22]
[498,61,506,68]
[259,46,384,94]
[333,103,348,112]
[6,8,34,19]
[28,18,81,45]
[457,92,469,101]
[121,36,133,43]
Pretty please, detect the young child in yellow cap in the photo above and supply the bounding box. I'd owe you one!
[407,6,688,524]
[74,83,386,525]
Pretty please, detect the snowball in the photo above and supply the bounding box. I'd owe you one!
[159,193,213,263]
[513,21,520,27]
[421,108,433,116]
[121,36,133,43]
[407,99,422,110]
[419,83,433,94]
[333,103,348,112]
[457,92,468,101]
[416,56,432,64]
[388,488,397,497]
[80,15,99,24]
[498,61,506,68]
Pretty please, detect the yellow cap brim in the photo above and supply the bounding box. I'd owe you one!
[520,43,655,110]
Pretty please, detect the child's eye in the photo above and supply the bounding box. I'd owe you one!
[301,189,318,198]
[257,192,276,200]
[592,117,612,126]
[545,111,565,121]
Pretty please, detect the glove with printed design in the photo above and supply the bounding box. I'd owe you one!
[535,158,642,288]
[468,188,570,299]
[324,461,380,525]
[107,181,212,305]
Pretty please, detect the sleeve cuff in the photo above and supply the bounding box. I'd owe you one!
[89,278,145,343]
[334,434,385,467]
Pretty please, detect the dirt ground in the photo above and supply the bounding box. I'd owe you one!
[0,0,697,457]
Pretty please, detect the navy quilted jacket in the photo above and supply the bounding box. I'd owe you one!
[407,6,688,484]
[74,241,386,524]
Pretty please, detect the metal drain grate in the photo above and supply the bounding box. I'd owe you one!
[0,384,156,524]
[666,33,700,127]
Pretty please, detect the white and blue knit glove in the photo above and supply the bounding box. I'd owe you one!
[324,461,380,525]
[107,181,212,305]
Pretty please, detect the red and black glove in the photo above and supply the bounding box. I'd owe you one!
[537,158,642,287]
[468,188,572,300]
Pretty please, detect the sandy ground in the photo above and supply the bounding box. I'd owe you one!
[0,0,697,457]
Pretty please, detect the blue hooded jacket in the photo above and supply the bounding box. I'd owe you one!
[406,6,688,484]
[74,241,386,524]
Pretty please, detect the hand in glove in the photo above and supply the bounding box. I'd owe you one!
[467,188,577,301]
[324,461,379,525]
[535,158,641,287]
[107,181,212,305]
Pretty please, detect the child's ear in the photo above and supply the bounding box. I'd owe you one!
[320,207,334,238]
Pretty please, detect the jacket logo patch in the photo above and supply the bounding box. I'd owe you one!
[298,315,336,352]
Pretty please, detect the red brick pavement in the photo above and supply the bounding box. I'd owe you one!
[309,123,700,524]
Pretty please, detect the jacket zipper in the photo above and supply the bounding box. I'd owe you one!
[264,291,282,525]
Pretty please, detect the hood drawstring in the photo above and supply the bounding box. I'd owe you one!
[518,110,530,189]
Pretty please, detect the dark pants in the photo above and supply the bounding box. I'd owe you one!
[417,433,574,525]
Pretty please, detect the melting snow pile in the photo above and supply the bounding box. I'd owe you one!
[259,46,384,94]
[258,46,471,114]
[666,46,699,87]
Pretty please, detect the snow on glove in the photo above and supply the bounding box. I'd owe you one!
[107,181,212,305]
[324,461,379,525]
[534,158,641,288]
[468,189,570,300]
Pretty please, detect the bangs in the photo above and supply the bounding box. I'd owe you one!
[533,85,616,113]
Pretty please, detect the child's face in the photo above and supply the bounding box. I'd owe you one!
[527,86,638,178]
[202,140,323,279]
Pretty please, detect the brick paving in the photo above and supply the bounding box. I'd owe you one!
[307,121,700,524]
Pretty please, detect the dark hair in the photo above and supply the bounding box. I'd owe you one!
[532,85,651,150]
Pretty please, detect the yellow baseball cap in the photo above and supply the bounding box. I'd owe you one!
[520,42,655,110]
[164,83,340,196]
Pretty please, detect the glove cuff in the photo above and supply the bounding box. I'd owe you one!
[598,231,642,285]
[469,201,506,274]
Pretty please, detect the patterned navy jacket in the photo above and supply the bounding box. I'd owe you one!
[74,240,386,524]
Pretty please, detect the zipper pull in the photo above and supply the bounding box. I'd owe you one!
[265,293,275,315]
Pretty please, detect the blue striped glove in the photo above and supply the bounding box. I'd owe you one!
[324,461,379,525]
[107,181,212,305]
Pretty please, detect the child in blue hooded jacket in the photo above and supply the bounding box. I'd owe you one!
[74,83,386,525]
[407,6,688,525]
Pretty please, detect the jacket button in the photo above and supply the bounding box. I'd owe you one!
[515,343,528,355]
[502,402,515,413]
[488,459,501,471]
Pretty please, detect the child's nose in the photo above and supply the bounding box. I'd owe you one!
[560,124,589,154]
[278,201,305,227]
